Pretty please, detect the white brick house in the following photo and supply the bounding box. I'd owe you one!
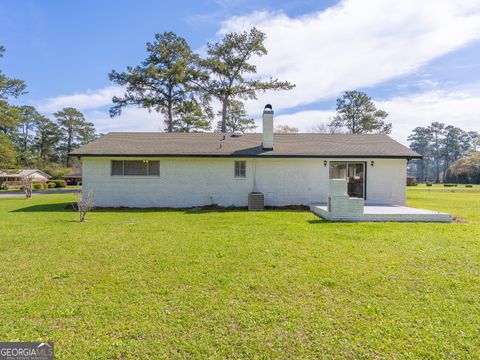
[70,106,421,208]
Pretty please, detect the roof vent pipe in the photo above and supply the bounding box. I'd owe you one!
[262,104,273,150]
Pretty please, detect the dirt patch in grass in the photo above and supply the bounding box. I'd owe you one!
[453,216,467,223]
[82,204,310,212]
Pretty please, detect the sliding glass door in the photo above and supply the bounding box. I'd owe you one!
[329,162,366,199]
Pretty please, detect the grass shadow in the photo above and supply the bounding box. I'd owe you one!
[11,203,314,216]
[11,202,74,213]
[184,208,248,215]
[184,205,310,215]
[307,218,331,224]
[12,203,183,214]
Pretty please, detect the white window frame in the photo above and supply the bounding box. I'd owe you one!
[234,160,246,178]
[111,160,160,177]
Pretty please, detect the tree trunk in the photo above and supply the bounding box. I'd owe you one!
[167,101,173,133]
[23,126,28,152]
[433,132,442,183]
[39,140,44,159]
[221,97,229,133]
[417,159,424,182]
[167,87,173,133]
[424,158,429,182]
[443,156,448,182]
[66,129,72,167]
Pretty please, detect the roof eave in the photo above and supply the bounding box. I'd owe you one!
[69,153,422,159]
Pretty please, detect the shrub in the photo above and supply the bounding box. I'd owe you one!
[50,179,66,188]
[0,183,8,190]
[47,182,56,189]
[426,182,433,187]
[444,184,458,187]
[466,184,473,188]
[43,166,70,180]
[32,181,46,190]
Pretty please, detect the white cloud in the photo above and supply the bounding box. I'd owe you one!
[35,86,480,145]
[86,107,165,134]
[271,89,480,145]
[34,0,480,141]
[34,85,167,133]
[219,0,480,114]
[270,110,336,132]
[378,89,480,144]
[37,86,124,113]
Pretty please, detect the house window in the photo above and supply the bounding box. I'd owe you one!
[148,160,160,176]
[124,160,147,176]
[111,160,160,176]
[234,161,246,178]
[111,160,124,176]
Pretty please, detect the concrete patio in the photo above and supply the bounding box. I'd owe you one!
[310,203,452,223]
[309,178,452,223]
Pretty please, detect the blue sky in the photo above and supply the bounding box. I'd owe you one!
[0,0,333,97]
[1,0,480,144]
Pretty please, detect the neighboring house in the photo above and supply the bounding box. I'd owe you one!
[70,105,421,208]
[0,169,51,185]
[63,170,82,185]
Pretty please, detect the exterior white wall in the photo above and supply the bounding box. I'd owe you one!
[365,159,407,205]
[81,157,407,208]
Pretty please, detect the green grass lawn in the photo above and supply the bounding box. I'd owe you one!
[1,189,479,359]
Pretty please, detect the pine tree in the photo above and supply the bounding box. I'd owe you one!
[193,28,294,132]
[54,107,96,166]
[330,91,391,134]
[215,100,256,133]
[110,32,200,132]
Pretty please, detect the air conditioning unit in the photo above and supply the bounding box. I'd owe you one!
[248,192,264,211]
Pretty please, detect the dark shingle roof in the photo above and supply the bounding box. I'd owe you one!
[69,132,421,159]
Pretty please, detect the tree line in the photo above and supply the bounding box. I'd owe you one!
[1,24,396,174]
[1,27,297,173]
[6,23,476,184]
[0,46,96,171]
[408,123,478,183]
[108,29,294,133]
[109,33,395,136]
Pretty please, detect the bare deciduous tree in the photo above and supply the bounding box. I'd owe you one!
[311,122,343,134]
[75,190,95,222]
[20,176,33,198]
[275,125,299,134]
